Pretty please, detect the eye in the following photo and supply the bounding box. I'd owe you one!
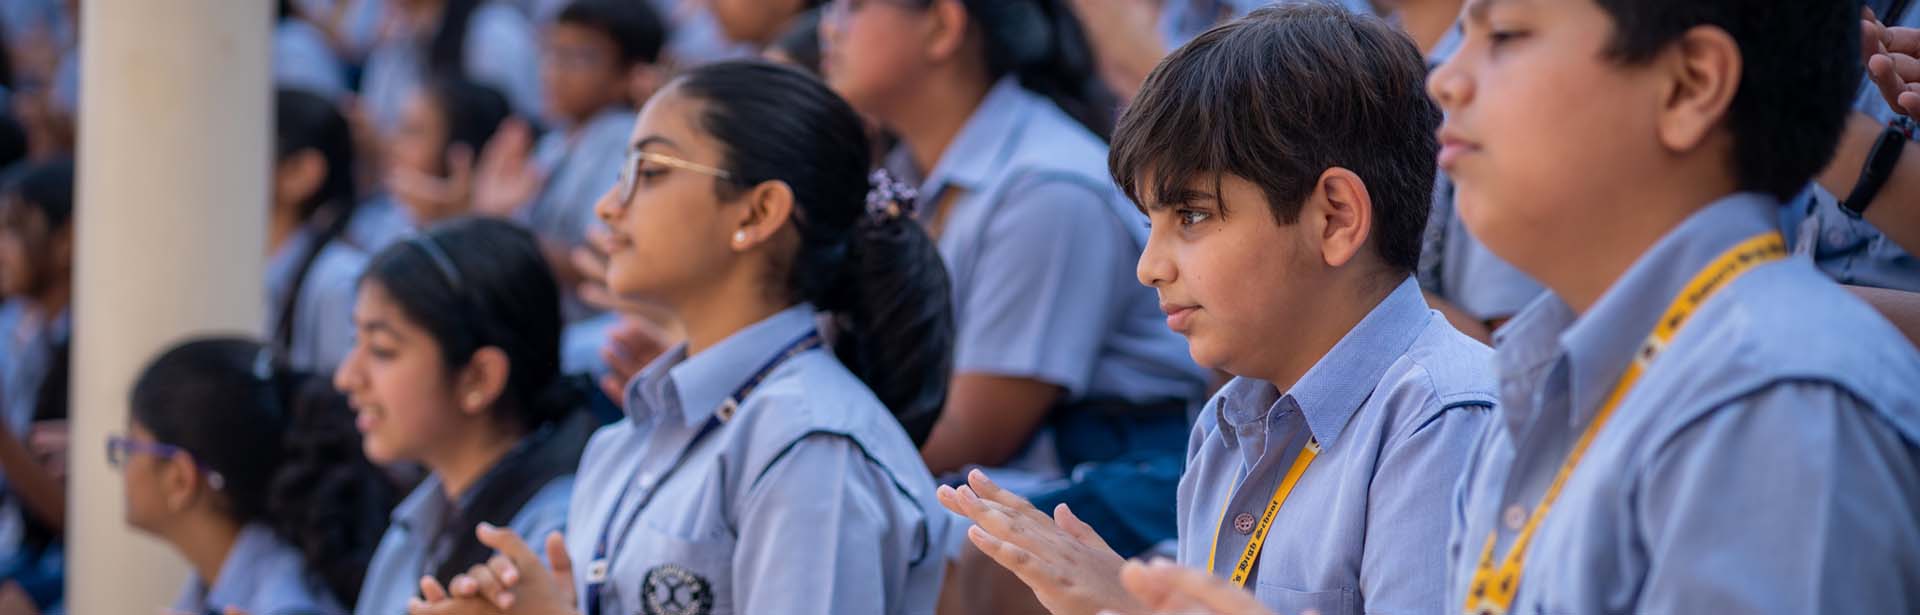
[1177,209,1211,227]
[1487,28,1527,48]
[639,167,668,182]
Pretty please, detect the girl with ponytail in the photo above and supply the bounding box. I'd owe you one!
[337,217,597,615]
[112,337,395,614]
[409,59,953,615]
[271,87,368,372]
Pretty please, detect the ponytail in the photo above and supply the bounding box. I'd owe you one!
[674,61,954,443]
[946,0,1117,139]
[267,376,399,605]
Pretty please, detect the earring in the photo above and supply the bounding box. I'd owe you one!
[466,392,485,408]
[733,230,748,245]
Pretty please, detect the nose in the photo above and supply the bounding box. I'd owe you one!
[332,346,361,396]
[1427,53,1472,113]
[1136,217,1176,289]
[594,184,622,227]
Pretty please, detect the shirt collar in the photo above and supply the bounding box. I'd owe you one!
[625,304,820,427]
[917,77,1036,201]
[197,523,292,609]
[1213,277,1432,449]
[390,473,448,530]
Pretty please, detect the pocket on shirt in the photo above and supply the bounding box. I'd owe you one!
[1251,584,1358,615]
[619,522,736,615]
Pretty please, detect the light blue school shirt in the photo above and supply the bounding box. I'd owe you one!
[355,473,573,615]
[173,523,343,615]
[360,2,543,137]
[265,226,368,373]
[903,77,1205,405]
[1447,193,1920,614]
[567,304,948,615]
[0,305,62,561]
[275,17,347,100]
[1159,0,1376,48]
[1176,277,1495,615]
[346,196,416,254]
[528,108,633,323]
[1782,5,1920,292]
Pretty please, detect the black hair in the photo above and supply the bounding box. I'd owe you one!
[424,77,513,174]
[360,216,575,432]
[273,88,360,356]
[556,0,669,67]
[769,7,826,75]
[1591,0,1860,201]
[129,337,397,606]
[426,0,482,80]
[911,0,1117,139]
[1110,4,1438,273]
[672,60,953,444]
[9,158,73,231]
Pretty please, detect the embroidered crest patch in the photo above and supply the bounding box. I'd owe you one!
[641,564,714,615]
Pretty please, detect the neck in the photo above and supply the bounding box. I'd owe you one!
[675,268,793,357]
[887,70,993,176]
[268,204,302,256]
[1396,0,1464,53]
[1247,269,1400,393]
[169,514,243,589]
[1529,176,1738,315]
[427,420,521,501]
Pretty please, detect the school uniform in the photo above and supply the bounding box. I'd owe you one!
[360,1,543,137]
[265,226,368,373]
[889,77,1207,555]
[1159,0,1375,49]
[1418,24,1546,322]
[356,473,574,615]
[275,17,347,100]
[345,196,416,254]
[526,107,635,323]
[1177,277,1495,615]
[566,304,948,615]
[0,305,63,564]
[1447,193,1920,614]
[173,523,344,615]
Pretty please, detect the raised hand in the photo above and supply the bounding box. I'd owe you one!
[471,118,545,218]
[1099,559,1276,615]
[936,469,1140,615]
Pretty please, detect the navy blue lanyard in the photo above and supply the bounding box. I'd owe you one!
[583,329,823,615]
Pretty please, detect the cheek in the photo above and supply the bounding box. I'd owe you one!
[608,188,722,298]
[708,0,773,42]
[362,359,457,462]
[824,27,917,113]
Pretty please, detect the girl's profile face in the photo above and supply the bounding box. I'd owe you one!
[818,0,936,123]
[334,281,469,465]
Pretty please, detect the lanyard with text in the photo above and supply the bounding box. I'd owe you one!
[583,329,824,615]
[1462,232,1787,615]
[1205,435,1321,587]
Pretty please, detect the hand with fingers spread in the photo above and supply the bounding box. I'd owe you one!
[410,525,580,615]
[389,144,478,225]
[1099,559,1275,615]
[472,117,545,219]
[936,469,1142,615]
[1863,8,1920,118]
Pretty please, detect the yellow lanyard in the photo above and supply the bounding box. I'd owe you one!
[1462,232,1787,615]
[1206,436,1320,587]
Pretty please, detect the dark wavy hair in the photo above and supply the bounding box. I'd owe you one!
[130,337,396,605]
[672,60,954,444]
[908,0,1117,139]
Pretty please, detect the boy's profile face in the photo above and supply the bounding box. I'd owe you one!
[1136,173,1323,376]
[542,22,630,123]
[1427,0,1671,271]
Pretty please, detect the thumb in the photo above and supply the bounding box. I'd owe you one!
[1055,503,1118,554]
[477,522,541,567]
[547,531,575,586]
[447,143,476,185]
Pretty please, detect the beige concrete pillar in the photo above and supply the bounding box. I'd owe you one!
[69,0,271,611]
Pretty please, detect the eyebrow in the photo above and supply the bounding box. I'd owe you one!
[1465,0,1509,23]
[353,318,399,338]
[1140,188,1216,213]
[630,135,681,153]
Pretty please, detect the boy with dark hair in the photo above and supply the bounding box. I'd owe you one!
[939,5,1495,614]
[1428,0,1920,613]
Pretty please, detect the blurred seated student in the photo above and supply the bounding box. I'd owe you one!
[1795,6,1920,291]
[383,77,512,230]
[337,217,594,615]
[272,89,372,373]
[765,7,825,73]
[469,0,667,325]
[1069,0,1376,100]
[0,159,69,615]
[111,337,396,615]
[361,0,543,138]
[277,0,349,101]
[705,0,823,49]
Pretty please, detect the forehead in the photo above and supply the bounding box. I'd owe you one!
[630,86,718,154]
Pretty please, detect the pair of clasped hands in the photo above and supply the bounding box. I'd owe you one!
[389,470,1275,615]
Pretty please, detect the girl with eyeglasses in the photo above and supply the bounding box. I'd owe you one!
[109,337,395,614]
[409,59,954,615]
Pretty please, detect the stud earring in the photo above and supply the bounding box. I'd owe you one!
[466,392,485,408]
[733,230,748,245]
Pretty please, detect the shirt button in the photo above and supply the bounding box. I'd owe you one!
[637,472,657,490]
[1233,512,1256,535]
[1503,505,1528,531]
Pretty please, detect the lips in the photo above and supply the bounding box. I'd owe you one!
[1161,303,1200,333]
[1436,125,1481,172]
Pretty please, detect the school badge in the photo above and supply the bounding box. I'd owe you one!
[641,564,714,615]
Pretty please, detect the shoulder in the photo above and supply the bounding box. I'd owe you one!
[725,350,933,492]
[509,473,576,537]
[1373,316,1499,439]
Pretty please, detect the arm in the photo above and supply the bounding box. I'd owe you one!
[1359,401,1494,614]
[1812,112,1920,255]
[1635,383,1920,614]
[734,434,906,615]
[922,375,1062,475]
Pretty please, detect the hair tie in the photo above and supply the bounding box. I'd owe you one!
[410,235,465,291]
[865,169,919,222]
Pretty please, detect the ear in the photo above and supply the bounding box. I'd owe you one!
[923,0,974,64]
[278,150,329,208]
[456,347,512,417]
[1306,167,1374,269]
[161,452,203,513]
[625,63,667,107]
[1655,25,1742,153]
[730,180,797,252]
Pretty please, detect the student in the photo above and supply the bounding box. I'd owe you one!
[382,77,512,228]
[942,6,1493,614]
[1426,0,1920,612]
[360,0,542,137]
[337,217,593,615]
[277,0,349,100]
[272,88,370,373]
[707,0,822,49]
[0,160,69,614]
[411,59,954,615]
[819,0,1205,579]
[110,337,394,614]
[474,0,667,324]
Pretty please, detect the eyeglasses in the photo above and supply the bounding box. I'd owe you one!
[615,150,735,205]
[106,434,227,490]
